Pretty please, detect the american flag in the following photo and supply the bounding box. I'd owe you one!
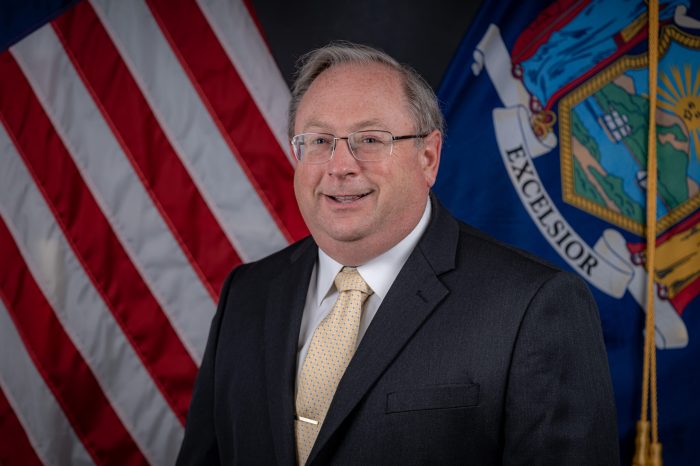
[0,0,307,464]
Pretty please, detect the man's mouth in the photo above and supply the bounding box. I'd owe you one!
[326,192,371,203]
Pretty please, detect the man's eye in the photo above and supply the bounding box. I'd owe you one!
[359,133,387,144]
[310,136,331,145]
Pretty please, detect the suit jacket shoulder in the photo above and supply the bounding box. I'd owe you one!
[227,235,317,288]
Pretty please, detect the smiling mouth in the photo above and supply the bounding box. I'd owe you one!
[326,192,371,203]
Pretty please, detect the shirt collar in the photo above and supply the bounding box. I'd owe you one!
[315,199,432,305]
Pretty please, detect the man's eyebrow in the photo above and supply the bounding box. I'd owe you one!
[350,119,387,131]
[301,119,332,132]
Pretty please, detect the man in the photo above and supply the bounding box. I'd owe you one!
[177,42,619,465]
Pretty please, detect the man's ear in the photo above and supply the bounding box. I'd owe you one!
[420,129,442,187]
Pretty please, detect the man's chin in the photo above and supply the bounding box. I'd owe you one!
[326,229,367,244]
[315,223,371,245]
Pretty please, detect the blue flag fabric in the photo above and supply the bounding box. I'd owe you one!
[435,1,700,464]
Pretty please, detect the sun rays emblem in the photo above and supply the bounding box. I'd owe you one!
[658,63,700,159]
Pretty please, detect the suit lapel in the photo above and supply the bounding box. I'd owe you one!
[264,238,317,466]
[307,197,459,465]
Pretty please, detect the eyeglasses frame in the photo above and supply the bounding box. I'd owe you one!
[290,130,430,164]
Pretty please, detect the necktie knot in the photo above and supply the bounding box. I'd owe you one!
[335,267,373,295]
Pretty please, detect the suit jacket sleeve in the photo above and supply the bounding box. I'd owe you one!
[502,271,619,465]
[176,268,237,465]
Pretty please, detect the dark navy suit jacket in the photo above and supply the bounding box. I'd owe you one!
[177,197,619,465]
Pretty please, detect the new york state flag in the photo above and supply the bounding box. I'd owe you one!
[435,1,700,464]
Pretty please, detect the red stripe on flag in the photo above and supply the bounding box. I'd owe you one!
[53,1,240,297]
[0,52,196,423]
[0,219,148,465]
[0,387,43,466]
[146,0,309,242]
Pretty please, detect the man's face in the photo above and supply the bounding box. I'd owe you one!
[293,62,441,264]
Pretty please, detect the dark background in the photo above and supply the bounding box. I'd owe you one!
[249,0,483,90]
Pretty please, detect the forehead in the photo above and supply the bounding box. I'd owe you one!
[295,62,413,133]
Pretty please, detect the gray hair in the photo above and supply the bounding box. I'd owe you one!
[288,41,444,140]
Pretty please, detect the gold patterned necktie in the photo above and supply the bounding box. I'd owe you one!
[295,267,373,465]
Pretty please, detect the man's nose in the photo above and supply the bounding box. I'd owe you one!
[327,138,359,176]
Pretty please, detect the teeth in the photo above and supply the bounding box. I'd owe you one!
[331,194,366,203]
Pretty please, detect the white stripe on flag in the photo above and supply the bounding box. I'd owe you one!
[90,0,290,262]
[197,0,293,163]
[0,122,183,466]
[0,300,95,466]
[11,24,215,363]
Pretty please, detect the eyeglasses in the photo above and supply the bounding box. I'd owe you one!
[291,130,428,164]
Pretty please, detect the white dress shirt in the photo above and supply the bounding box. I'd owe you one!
[295,200,432,385]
